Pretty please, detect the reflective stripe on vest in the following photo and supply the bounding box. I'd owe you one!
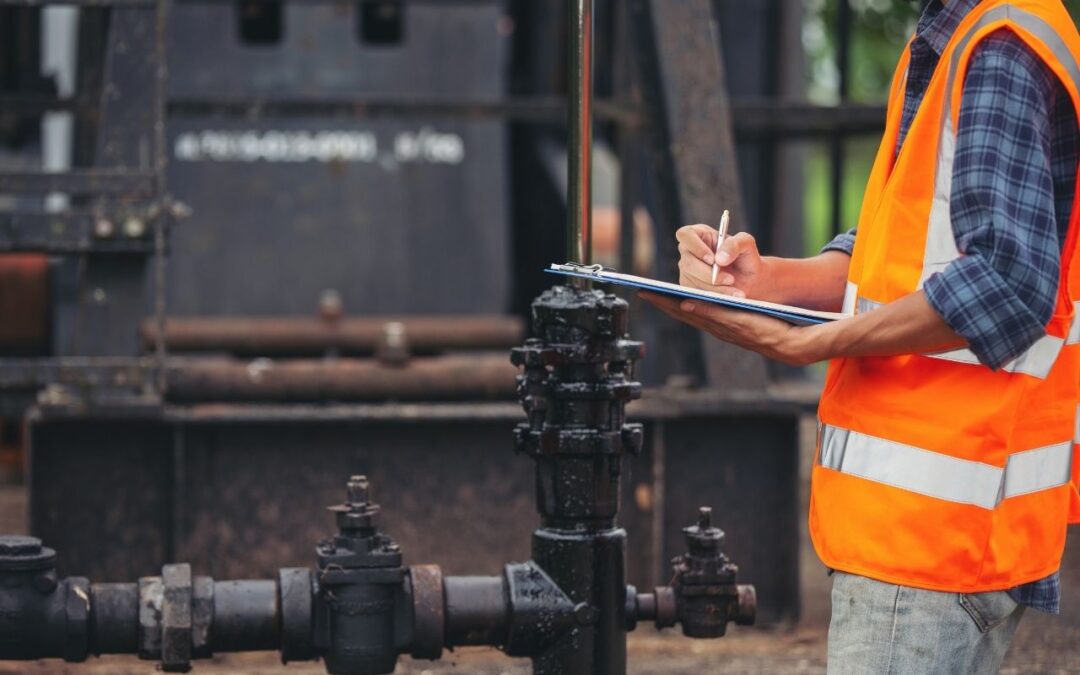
[853,295,1080,377]
[1075,403,1080,443]
[842,281,858,315]
[819,423,1073,510]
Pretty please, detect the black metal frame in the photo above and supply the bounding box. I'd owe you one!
[0,0,889,400]
[0,0,171,402]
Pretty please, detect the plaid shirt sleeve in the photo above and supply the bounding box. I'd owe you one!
[822,229,856,256]
[922,33,1067,369]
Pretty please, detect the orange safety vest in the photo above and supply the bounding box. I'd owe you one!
[1072,443,1080,523]
[1072,415,1080,523]
[811,0,1080,592]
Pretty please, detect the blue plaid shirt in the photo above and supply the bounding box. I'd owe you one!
[824,0,1077,613]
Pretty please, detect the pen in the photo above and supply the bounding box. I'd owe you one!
[710,209,730,285]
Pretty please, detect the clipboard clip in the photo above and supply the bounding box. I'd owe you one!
[551,262,608,276]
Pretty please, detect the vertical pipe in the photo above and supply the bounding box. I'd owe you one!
[567,0,594,264]
[153,0,169,394]
[650,422,666,583]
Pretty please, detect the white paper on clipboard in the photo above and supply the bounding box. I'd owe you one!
[546,263,851,327]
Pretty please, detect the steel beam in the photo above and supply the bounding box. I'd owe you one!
[627,0,770,390]
[0,170,155,196]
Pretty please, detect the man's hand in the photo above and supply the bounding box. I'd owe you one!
[676,225,772,300]
[641,289,966,367]
[639,292,823,367]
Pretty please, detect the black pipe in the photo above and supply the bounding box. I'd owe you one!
[212,580,280,652]
[443,576,508,647]
[89,583,138,654]
[512,286,645,674]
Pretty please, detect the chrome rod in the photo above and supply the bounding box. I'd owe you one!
[567,0,594,265]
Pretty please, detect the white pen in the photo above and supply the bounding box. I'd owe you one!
[710,209,730,285]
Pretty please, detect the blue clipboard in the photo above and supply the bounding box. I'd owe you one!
[545,263,847,327]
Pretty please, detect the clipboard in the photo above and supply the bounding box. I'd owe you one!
[545,263,850,327]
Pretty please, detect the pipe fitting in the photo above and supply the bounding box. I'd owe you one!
[669,507,756,639]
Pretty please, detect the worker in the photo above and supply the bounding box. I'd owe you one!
[641,0,1080,672]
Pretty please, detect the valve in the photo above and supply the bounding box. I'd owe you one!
[314,475,404,675]
[670,507,755,637]
[0,536,89,662]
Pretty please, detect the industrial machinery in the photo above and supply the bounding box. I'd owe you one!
[1,274,756,673]
[1,0,820,647]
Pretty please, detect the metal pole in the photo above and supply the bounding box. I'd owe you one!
[567,0,594,264]
[153,0,170,395]
[829,0,852,237]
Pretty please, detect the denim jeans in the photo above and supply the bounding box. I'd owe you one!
[828,572,1026,675]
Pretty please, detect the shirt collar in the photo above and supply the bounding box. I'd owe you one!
[917,0,981,55]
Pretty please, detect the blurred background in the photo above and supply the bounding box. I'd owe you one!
[0,0,1077,672]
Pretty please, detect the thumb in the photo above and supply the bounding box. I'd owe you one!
[715,232,756,266]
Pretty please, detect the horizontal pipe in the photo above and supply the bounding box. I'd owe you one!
[165,354,519,402]
[212,580,280,652]
[89,583,139,654]
[443,576,509,647]
[141,316,525,356]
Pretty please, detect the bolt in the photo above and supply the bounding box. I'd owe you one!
[698,507,712,530]
[170,201,193,220]
[38,384,71,407]
[346,475,370,506]
[377,321,409,366]
[573,602,599,626]
[319,289,343,323]
[94,218,114,238]
[123,216,146,238]
[384,322,406,347]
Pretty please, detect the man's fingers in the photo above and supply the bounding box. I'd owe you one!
[639,292,735,335]
[639,292,709,327]
[675,225,719,264]
[711,285,746,298]
[715,231,756,266]
[679,256,729,287]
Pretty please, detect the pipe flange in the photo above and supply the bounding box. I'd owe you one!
[653,586,678,629]
[409,565,445,661]
[62,577,90,662]
[192,576,214,659]
[161,564,193,673]
[279,568,315,663]
[138,576,163,660]
[736,584,757,626]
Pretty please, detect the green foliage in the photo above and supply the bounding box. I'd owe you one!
[804,0,920,103]
[805,1,1080,102]
[801,1,1080,256]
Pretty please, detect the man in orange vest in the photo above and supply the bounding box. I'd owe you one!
[642,0,1080,671]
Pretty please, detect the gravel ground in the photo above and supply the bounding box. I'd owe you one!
[1,486,1077,674]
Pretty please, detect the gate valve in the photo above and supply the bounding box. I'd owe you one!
[669,507,756,638]
[315,476,404,675]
